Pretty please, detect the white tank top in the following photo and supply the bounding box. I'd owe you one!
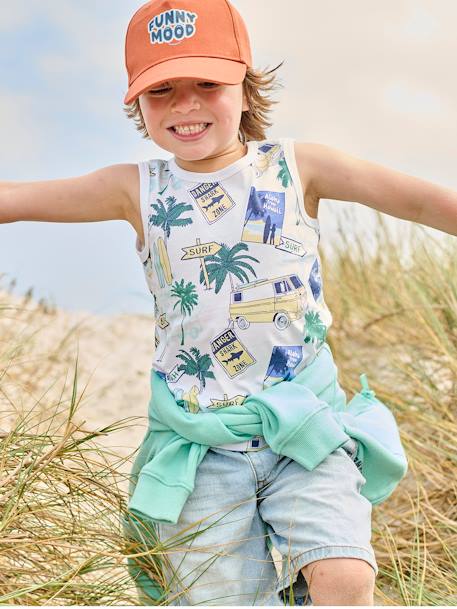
[135,137,333,424]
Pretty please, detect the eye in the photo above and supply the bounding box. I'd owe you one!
[146,82,219,96]
[148,87,170,95]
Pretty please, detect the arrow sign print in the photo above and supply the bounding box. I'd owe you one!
[181,238,222,289]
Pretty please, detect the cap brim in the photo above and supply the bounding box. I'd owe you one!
[124,57,247,105]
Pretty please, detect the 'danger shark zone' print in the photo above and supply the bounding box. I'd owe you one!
[211,327,256,378]
[188,182,236,223]
[135,138,333,412]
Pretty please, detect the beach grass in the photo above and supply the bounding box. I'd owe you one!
[323,210,457,606]
[0,209,456,605]
[0,357,142,604]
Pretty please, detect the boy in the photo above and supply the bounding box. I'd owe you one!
[2,0,456,605]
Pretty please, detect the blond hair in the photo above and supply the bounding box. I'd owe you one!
[123,62,284,144]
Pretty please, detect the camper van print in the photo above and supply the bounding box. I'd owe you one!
[255,143,282,177]
[229,274,306,331]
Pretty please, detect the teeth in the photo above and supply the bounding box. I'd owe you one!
[173,123,208,135]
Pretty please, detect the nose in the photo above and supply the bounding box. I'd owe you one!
[171,87,201,114]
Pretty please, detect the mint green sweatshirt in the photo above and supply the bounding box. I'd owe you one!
[126,343,408,525]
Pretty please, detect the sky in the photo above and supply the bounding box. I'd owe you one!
[0,0,456,316]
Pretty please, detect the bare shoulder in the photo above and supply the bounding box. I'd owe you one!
[115,163,140,217]
[117,163,144,247]
[292,141,323,219]
[97,161,143,248]
[293,140,365,213]
[90,162,139,222]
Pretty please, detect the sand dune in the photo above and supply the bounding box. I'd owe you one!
[0,289,155,483]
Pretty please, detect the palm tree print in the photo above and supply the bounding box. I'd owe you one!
[304,310,327,345]
[266,347,289,378]
[277,154,303,226]
[170,279,198,346]
[149,195,193,245]
[277,155,292,188]
[176,346,216,397]
[243,189,265,227]
[202,242,260,294]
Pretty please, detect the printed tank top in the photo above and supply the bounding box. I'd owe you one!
[135,137,333,415]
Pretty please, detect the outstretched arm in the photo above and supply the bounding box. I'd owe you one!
[0,164,138,225]
[295,142,457,236]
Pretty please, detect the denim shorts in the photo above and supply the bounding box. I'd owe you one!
[130,438,377,606]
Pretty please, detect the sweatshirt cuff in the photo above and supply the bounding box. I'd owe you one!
[277,406,350,469]
[128,472,192,525]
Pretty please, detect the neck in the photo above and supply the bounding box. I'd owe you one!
[173,140,248,173]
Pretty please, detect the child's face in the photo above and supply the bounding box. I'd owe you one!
[138,78,249,163]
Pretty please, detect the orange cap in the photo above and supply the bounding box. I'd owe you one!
[124,0,253,105]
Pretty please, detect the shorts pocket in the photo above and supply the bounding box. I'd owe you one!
[340,438,365,479]
[341,438,358,461]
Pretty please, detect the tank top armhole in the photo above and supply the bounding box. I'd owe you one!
[135,160,151,264]
[281,137,320,229]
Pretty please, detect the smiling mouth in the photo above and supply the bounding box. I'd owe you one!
[168,123,212,139]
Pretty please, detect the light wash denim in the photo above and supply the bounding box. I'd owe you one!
[132,437,377,606]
